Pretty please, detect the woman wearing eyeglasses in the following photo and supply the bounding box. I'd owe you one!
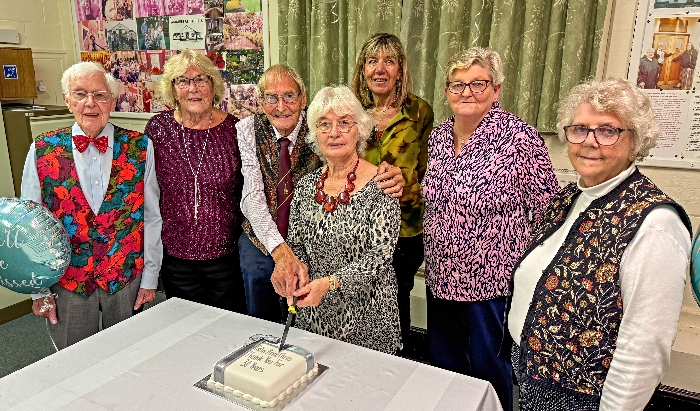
[350,34,433,354]
[421,47,559,411]
[144,50,247,313]
[507,79,691,411]
[286,85,401,354]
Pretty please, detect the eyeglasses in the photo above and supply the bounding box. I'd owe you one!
[316,119,357,134]
[563,125,630,146]
[172,75,212,89]
[69,90,112,103]
[262,92,301,105]
[446,80,491,95]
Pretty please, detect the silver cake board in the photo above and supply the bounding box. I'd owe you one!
[194,363,328,411]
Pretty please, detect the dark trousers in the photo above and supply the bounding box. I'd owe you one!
[238,232,285,323]
[427,289,513,411]
[161,250,247,314]
[392,234,424,351]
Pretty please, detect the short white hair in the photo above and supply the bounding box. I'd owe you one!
[61,61,119,97]
[306,85,373,160]
[557,78,660,161]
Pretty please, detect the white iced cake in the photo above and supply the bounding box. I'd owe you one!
[208,340,318,408]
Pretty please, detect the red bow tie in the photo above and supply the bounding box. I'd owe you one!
[73,135,108,153]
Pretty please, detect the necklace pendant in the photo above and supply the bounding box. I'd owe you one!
[338,190,350,204]
[323,198,337,213]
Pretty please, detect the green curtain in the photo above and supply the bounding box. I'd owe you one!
[278,0,607,132]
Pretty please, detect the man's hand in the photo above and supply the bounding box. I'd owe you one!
[271,242,309,305]
[32,295,58,325]
[134,288,156,310]
[375,161,404,198]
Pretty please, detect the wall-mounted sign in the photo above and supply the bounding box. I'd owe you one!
[3,65,18,79]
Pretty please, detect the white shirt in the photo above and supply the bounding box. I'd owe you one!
[508,164,690,410]
[21,123,163,297]
[236,113,305,254]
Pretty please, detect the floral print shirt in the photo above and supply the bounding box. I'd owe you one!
[422,102,559,301]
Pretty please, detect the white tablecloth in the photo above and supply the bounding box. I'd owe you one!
[0,298,503,411]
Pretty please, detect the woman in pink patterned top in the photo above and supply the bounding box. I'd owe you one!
[422,47,559,411]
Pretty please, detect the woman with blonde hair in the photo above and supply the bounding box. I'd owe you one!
[351,33,433,353]
[144,50,246,312]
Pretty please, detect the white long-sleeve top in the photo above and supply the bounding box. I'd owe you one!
[236,113,305,254]
[508,164,690,411]
[21,123,163,296]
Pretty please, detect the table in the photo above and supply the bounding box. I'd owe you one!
[0,298,503,411]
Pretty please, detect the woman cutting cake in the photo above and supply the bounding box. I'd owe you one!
[287,85,401,355]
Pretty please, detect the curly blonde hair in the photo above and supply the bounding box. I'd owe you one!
[158,50,225,107]
[557,78,660,161]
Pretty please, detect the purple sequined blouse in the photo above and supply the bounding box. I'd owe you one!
[145,111,243,260]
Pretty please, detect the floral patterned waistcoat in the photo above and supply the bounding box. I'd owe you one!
[241,112,321,254]
[35,126,147,297]
[516,169,691,400]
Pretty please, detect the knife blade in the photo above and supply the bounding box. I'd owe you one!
[279,293,298,350]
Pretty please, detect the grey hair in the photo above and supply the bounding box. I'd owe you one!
[556,78,660,161]
[61,61,119,97]
[444,47,505,86]
[306,85,373,160]
[257,64,306,100]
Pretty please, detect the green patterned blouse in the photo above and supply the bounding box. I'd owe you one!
[363,93,433,237]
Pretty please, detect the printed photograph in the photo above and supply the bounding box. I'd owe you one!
[206,18,225,52]
[81,51,111,72]
[103,0,133,20]
[139,50,166,80]
[75,0,104,20]
[109,50,143,83]
[170,15,207,50]
[225,48,263,84]
[134,0,165,18]
[638,17,700,90]
[165,0,204,15]
[107,20,139,50]
[204,0,223,18]
[226,83,260,119]
[655,0,700,8]
[223,0,260,13]
[79,20,109,52]
[137,16,170,50]
[223,12,263,50]
[116,81,144,112]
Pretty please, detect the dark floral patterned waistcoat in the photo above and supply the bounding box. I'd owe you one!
[35,126,147,297]
[516,169,691,400]
[241,112,321,254]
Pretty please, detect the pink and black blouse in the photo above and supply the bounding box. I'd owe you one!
[422,102,559,302]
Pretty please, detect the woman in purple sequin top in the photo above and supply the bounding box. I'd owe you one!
[421,47,559,411]
[145,50,246,313]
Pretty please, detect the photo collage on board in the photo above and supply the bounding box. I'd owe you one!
[78,0,264,116]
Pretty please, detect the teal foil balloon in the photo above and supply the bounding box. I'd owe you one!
[691,230,700,307]
[0,198,70,294]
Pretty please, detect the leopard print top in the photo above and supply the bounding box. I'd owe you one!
[288,168,402,354]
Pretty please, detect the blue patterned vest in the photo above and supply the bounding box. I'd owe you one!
[515,169,691,400]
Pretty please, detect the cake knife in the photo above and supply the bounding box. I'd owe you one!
[279,293,297,350]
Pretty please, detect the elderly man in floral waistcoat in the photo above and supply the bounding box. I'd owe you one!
[21,61,162,350]
[237,64,404,322]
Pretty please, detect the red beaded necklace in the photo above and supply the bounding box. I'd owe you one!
[314,157,359,213]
